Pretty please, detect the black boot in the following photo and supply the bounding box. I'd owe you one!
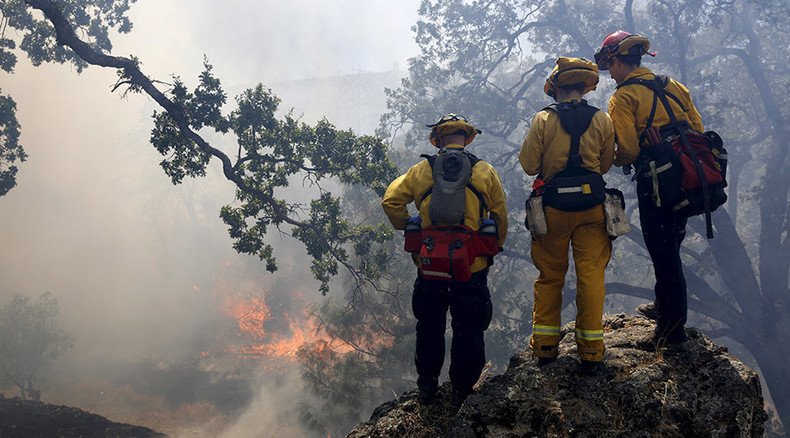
[417,377,438,405]
[635,330,688,352]
[636,301,659,320]
[450,387,471,411]
[418,387,437,405]
[537,357,556,367]
[579,360,604,376]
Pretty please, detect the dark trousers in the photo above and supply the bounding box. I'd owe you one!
[637,185,689,340]
[412,269,492,395]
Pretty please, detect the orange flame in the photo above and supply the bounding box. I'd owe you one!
[223,296,269,340]
[218,294,355,360]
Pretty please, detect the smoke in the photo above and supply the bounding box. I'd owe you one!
[0,0,418,434]
[109,0,420,87]
[216,369,312,438]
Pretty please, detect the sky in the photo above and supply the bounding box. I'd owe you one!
[0,1,420,432]
[114,1,421,85]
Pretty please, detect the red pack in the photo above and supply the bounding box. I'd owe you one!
[673,131,725,191]
[418,225,475,282]
[618,75,728,238]
[638,129,728,238]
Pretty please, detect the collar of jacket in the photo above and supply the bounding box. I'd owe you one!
[623,66,654,82]
[559,97,583,103]
[443,143,465,149]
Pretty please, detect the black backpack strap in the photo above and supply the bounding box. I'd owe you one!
[544,101,599,168]
[655,75,686,113]
[466,182,487,220]
[420,153,436,167]
[616,75,686,133]
[463,152,487,218]
[466,152,481,167]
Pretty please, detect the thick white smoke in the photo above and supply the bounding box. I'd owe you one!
[0,1,418,435]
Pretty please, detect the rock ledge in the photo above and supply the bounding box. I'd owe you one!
[0,396,164,437]
[349,314,766,438]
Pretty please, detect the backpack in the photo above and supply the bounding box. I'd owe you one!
[617,75,728,239]
[539,100,606,211]
[405,149,500,282]
[427,148,475,224]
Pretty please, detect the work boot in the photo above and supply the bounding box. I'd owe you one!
[416,377,438,405]
[450,387,471,411]
[417,387,437,405]
[636,301,659,320]
[579,360,604,376]
[635,331,688,352]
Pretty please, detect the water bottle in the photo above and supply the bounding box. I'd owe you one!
[406,216,422,232]
[477,218,500,256]
[479,218,497,237]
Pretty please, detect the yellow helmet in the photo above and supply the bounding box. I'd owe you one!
[427,114,482,147]
[544,57,599,98]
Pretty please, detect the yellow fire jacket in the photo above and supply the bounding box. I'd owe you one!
[609,67,704,166]
[381,144,508,273]
[519,99,615,180]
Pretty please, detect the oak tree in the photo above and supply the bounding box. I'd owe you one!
[0,292,71,400]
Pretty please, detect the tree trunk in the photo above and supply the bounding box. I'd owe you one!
[736,328,790,428]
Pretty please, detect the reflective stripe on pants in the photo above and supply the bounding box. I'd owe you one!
[530,205,611,362]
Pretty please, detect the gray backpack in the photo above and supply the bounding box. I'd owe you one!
[420,148,484,224]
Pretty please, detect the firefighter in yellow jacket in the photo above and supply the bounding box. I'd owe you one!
[519,57,614,374]
[595,31,704,349]
[382,115,508,407]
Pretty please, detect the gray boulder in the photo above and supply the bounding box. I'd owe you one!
[349,314,766,438]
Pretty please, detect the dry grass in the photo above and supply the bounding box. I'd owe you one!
[473,361,494,391]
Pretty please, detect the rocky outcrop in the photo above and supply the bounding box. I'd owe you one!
[0,396,164,437]
[349,314,766,437]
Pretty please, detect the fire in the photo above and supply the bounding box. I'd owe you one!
[236,319,353,357]
[223,296,269,340]
[217,293,356,360]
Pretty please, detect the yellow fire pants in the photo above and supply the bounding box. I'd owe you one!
[530,204,612,362]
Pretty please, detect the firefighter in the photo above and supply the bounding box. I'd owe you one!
[381,115,508,408]
[595,31,704,350]
[519,57,615,375]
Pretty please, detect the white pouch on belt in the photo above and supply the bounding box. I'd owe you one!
[525,195,548,240]
[604,188,630,238]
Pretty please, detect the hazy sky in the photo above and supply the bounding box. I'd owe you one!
[114,1,421,84]
[0,0,421,365]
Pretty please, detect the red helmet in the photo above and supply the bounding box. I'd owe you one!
[594,31,654,70]
[602,30,632,48]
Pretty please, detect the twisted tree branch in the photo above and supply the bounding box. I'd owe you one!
[25,0,307,229]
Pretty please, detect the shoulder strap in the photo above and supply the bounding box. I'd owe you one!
[421,151,480,168]
[466,152,481,167]
[420,153,436,168]
[654,76,686,112]
[543,101,599,168]
[616,75,686,132]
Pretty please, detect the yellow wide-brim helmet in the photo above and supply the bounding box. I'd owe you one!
[616,34,652,56]
[543,57,600,98]
[427,114,482,147]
